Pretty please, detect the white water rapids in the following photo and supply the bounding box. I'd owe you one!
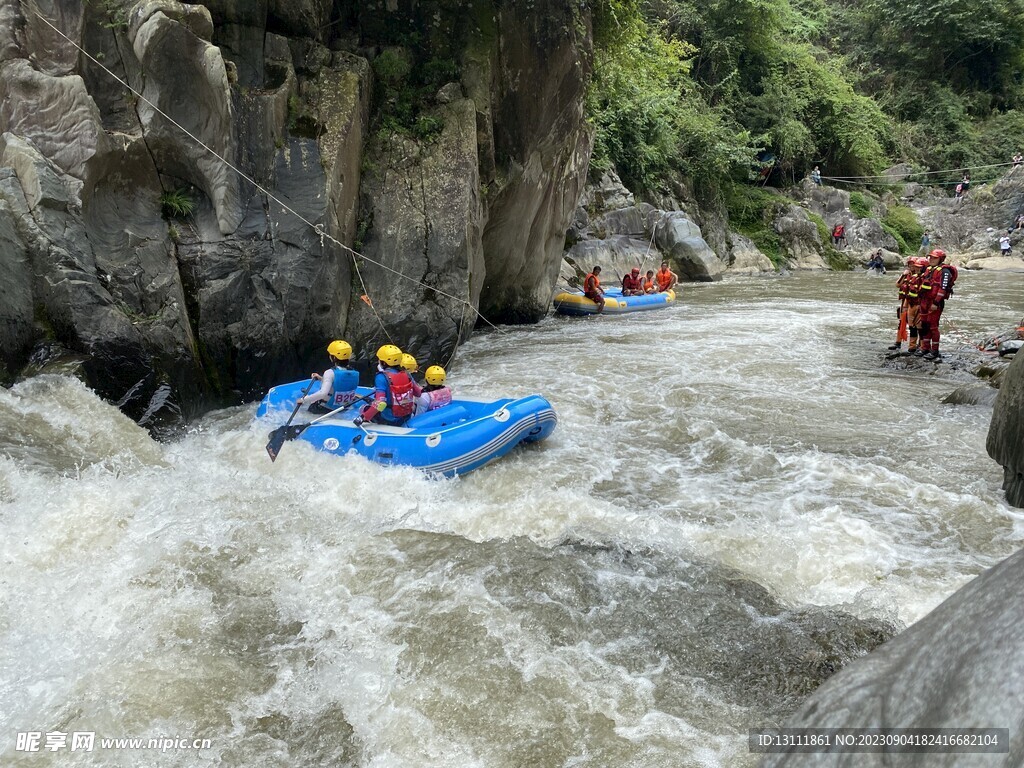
[2,271,1022,767]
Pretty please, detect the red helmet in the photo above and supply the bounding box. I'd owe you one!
[928,249,947,262]
[911,256,929,267]
[631,267,640,275]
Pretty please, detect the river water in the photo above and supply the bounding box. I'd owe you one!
[2,271,1022,767]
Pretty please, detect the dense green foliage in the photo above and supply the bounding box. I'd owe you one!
[159,189,195,219]
[587,0,1023,198]
[848,192,871,219]
[882,205,924,254]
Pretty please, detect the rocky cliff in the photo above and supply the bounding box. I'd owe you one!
[987,352,1024,507]
[0,0,593,419]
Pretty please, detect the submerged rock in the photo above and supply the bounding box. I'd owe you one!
[759,548,1024,767]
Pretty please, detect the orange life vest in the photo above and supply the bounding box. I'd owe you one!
[584,272,601,293]
[656,269,673,291]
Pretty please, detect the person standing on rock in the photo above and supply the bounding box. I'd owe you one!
[298,340,360,414]
[1000,234,1012,257]
[916,249,958,361]
[584,266,606,312]
[656,261,678,293]
[811,166,822,185]
[831,222,846,247]
[889,258,925,354]
[920,231,930,254]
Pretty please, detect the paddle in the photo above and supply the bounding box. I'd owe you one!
[265,392,373,461]
[266,379,316,462]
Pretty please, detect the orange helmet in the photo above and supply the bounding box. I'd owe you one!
[928,249,947,262]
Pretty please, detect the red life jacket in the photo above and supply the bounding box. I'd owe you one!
[384,370,416,417]
[623,273,641,291]
[833,224,845,237]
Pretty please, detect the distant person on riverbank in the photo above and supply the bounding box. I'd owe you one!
[299,339,360,414]
[916,249,958,361]
[810,166,821,185]
[831,222,846,247]
[1016,214,1024,230]
[920,231,930,253]
[656,261,678,292]
[866,250,886,273]
[961,172,971,193]
[622,267,643,296]
[1014,153,1023,168]
[1000,234,1012,256]
[643,270,656,294]
[584,265,606,312]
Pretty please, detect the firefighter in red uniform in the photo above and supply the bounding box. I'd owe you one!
[916,249,958,361]
[584,266,606,313]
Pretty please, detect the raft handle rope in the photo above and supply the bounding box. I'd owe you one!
[26,4,507,347]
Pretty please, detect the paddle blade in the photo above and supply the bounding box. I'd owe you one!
[265,424,306,462]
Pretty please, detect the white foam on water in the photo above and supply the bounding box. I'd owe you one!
[1,272,1022,767]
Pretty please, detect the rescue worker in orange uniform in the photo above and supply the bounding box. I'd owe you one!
[584,265,606,312]
[889,257,925,353]
[656,261,678,293]
[916,249,958,361]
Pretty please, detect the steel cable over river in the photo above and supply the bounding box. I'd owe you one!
[2,272,1022,767]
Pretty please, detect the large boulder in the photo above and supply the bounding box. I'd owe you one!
[987,352,1024,507]
[760,548,1024,768]
[775,206,828,269]
[728,232,775,274]
[654,211,724,281]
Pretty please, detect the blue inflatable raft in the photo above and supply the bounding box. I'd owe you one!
[552,287,675,316]
[257,381,557,477]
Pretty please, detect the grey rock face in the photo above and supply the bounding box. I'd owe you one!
[1,0,599,418]
[478,0,593,324]
[775,206,828,269]
[988,352,1024,507]
[130,3,240,234]
[728,232,774,273]
[654,211,724,281]
[0,189,34,382]
[759,548,1024,767]
[348,99,483,367]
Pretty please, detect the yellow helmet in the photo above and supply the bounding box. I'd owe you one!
[327,340,352,360]
[401,353,419,373]
[424,365,446,385]
[376,344,403,367]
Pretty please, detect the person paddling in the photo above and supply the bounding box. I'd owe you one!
[622,267,643,296]
[355,344,421,427]
[298,340,359,414]
[656,261,678,292]
[584,265,606,313]
[416,365,453,415]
